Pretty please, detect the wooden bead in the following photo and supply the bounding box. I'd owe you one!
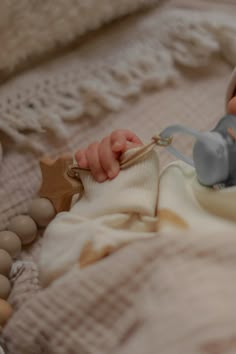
[0,275,11,299]
[0,231,22,257]
[0,250,12,276]
[8,215,37,245]
[29,198,56,227]
[0,299,13,326]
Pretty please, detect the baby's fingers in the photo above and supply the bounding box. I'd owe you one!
[99,136,120,179]
[86,142,107,182]
[111,129,142,152]
[75,150,89,169]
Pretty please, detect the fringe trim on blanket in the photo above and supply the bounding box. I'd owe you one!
[0,8,236,151]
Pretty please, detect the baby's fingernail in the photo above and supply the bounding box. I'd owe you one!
[75,152,82,162]
[112,142,122,152]
[77,160,84,168]
[76,154,86,167]
[97,173,107,182]
[108,166,119,179]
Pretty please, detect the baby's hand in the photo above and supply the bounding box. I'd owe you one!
[75,129,143,182]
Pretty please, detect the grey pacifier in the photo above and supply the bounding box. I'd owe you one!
[159,114,236,187]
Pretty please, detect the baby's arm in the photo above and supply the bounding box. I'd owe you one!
[75,129,143,182]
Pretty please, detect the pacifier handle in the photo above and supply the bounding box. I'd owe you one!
[159,123,231,187]
[159,124,207,167]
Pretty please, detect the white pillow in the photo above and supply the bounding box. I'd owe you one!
[0,0,159,77]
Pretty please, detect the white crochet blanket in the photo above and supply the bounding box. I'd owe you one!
[0,3,236,152]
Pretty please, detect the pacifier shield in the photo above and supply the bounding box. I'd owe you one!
[193,132,229,186]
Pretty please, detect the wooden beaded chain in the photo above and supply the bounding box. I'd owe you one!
[0,157,82,328]
[0,135,172,328]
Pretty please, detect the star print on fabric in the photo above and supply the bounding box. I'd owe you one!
[39,157,83,213]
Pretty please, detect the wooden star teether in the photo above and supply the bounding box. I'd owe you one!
[39,157,83,213]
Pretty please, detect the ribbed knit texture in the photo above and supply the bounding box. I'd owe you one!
[71,148,159,217]
[158,160,236,233]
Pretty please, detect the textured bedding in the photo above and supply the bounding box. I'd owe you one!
[4,230,236,354]
[1,0,236,353]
